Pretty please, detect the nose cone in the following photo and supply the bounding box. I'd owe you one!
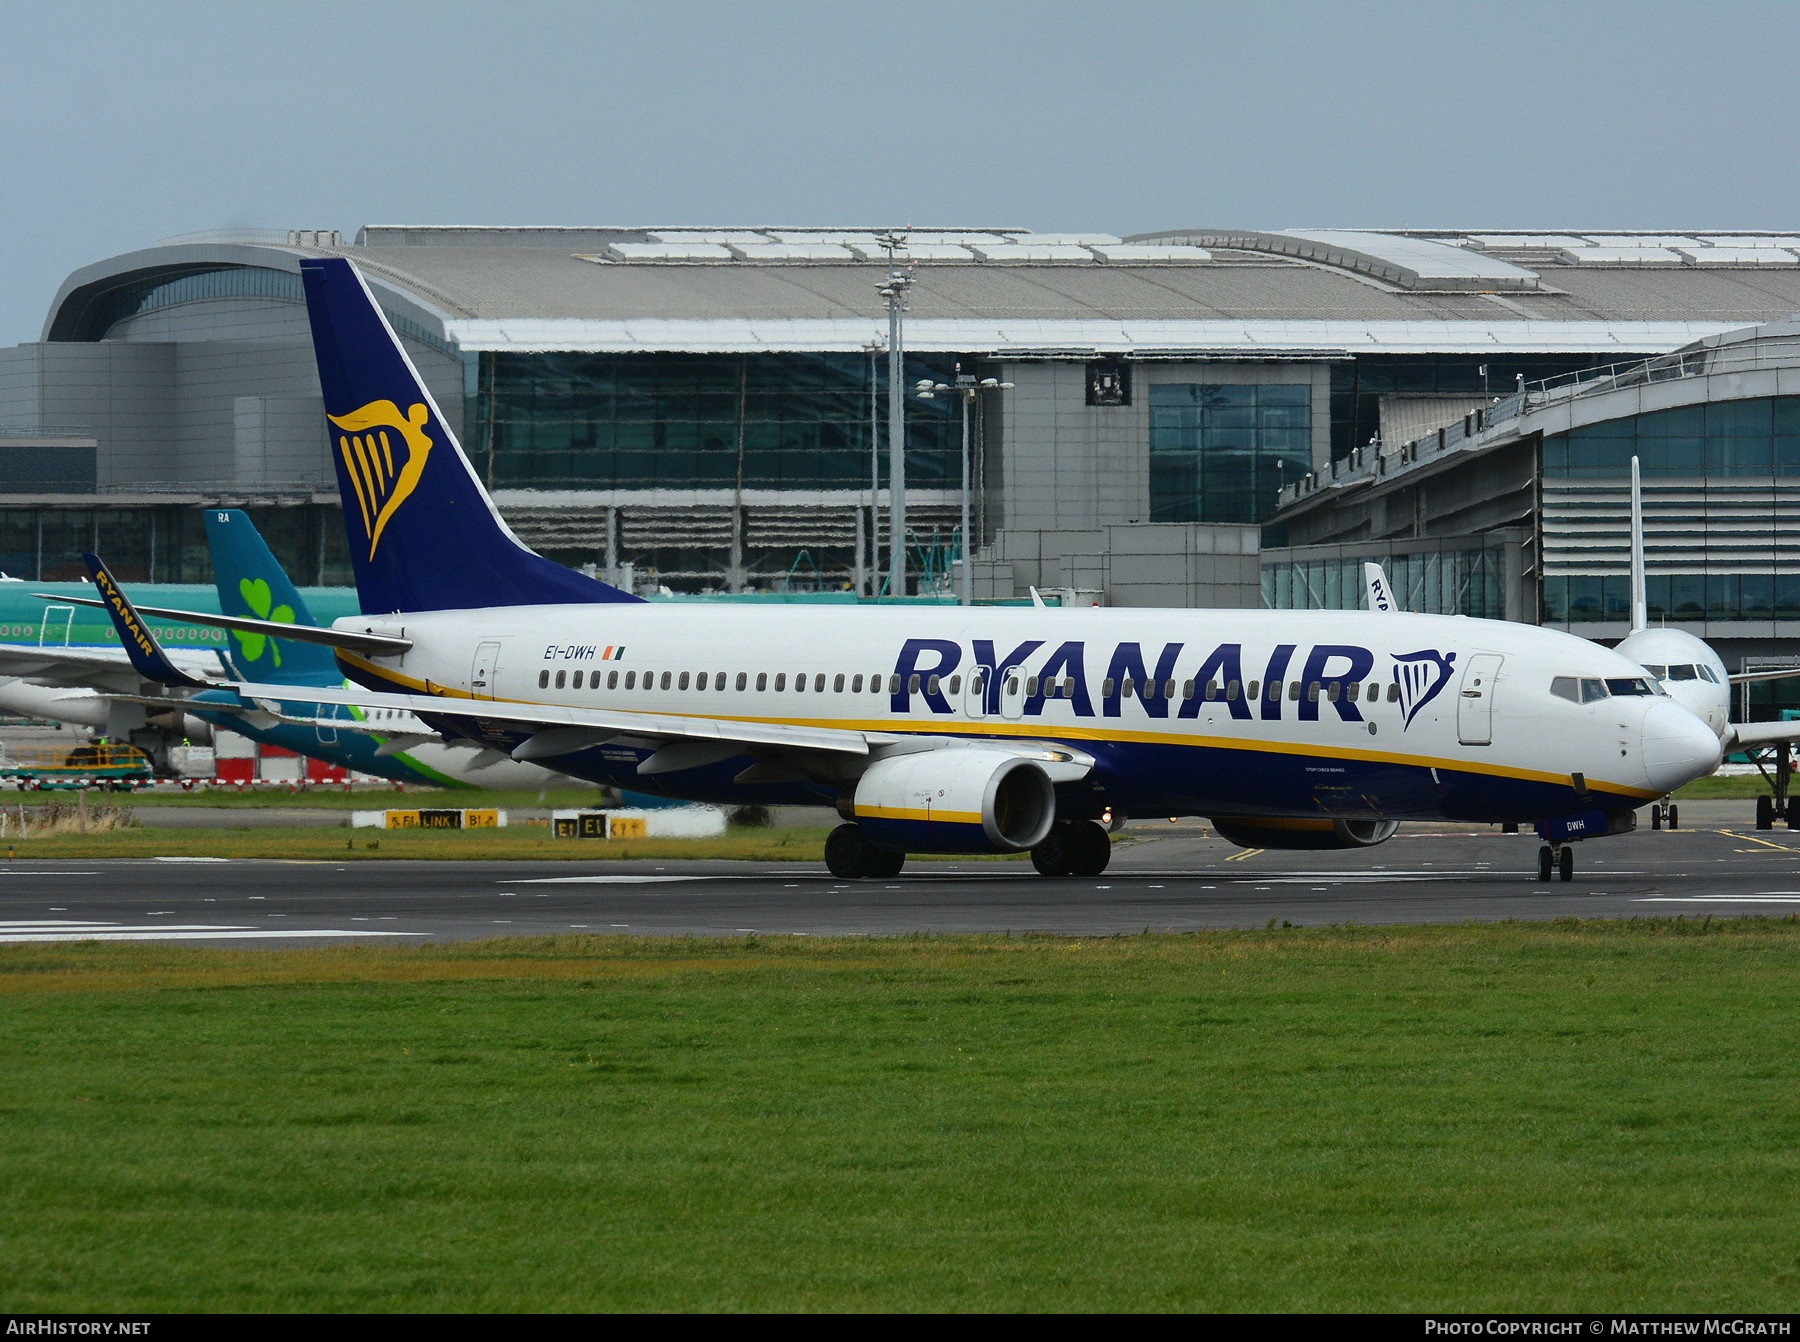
[1640,699,1723,793]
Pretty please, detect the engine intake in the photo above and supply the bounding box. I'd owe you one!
[852,749,1056,854]
[1209,816,1399,851]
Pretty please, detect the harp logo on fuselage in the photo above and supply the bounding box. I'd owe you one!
[328,399,434,560]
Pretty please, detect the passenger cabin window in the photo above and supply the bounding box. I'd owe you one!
[775,673,787,691]
[852,674,863,693]
[887,675,901,694]
[538,670,550,689]
[949,675,962,695]
[624,670,636,689]
[678,672,690,691]
[555,670,566,689]
[608,670,619,689]
[756,673,767,691]
[834,674,845,693]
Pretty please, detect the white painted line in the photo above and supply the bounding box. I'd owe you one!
[512,875,717,885]
[0,929,428,942]
[1635,895,1800,904]
[150,856,232,863]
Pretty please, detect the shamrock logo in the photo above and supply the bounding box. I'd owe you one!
[234,577,296,667]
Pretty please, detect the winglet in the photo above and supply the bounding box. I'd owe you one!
[81,552,215,688]
[1629,455,1648,634]
[1364,562,1396,613]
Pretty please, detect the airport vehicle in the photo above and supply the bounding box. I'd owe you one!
[0,741,153,791]
[67,258,1724,882]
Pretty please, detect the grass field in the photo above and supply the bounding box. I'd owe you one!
[3,922,1798,1312]
[0,823,867,863]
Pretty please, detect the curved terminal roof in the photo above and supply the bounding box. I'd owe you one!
[42,226,1800,357]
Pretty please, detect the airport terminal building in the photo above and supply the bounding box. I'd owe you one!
[2,225,1797,613]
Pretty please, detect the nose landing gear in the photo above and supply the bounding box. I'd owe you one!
[1536,843,1575,882]
[1649,800,1679,830]
[1753,742,1796,831]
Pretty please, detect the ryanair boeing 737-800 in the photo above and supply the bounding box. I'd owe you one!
[67,258,1724,882]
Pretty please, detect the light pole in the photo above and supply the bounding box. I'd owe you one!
[876,233,912,597]
[916,367,1012,605]
[862,336,885,596]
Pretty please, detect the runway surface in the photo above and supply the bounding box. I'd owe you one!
[1,803,1797,945]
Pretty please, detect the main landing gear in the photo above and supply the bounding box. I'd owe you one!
[823,823,906,880]
[1649,800,1680,830]
[1536,843,1575,883]
[1030,820,1112,878]
[1753,741,1798,831]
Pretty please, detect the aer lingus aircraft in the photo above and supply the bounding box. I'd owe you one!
[67,257,1725,882]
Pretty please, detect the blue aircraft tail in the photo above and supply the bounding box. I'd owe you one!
[299,257,640,613]
[202,509,343,685]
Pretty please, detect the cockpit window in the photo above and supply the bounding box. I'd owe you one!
[1668,664,1700,681]
[1642,664,1667,679]
[1606,678,1654,696]
[1551,677,1580,703]
[1699,665,1721,684]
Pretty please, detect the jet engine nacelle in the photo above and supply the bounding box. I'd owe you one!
[1209,817,1400,851]
[852,748,1056,854]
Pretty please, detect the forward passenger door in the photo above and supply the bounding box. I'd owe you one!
[1457,653,1503,746]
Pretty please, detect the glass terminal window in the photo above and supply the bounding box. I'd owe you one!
[1149,383,1312,525]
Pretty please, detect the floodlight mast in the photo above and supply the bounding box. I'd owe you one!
[917,369,1013,605]
[862,335,885,596]
[876,232,913,597]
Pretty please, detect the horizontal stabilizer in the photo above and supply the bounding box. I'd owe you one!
[37,594,411,656]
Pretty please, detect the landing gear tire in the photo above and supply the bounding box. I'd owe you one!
[1068,820,1112,877]
[1559,846,1574,882]
[1667,804,1679,831]
[1030,824,1075,876]
[867,847,905,878]
[1537,846,1554,882]
[1757,795,1775,830]
[824,823,879,879]
[1651,805,1662,831]
[1031,820,1113,878]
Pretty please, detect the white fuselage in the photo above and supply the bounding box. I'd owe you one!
[335,604,1723,820]
[1614,627,1732,739]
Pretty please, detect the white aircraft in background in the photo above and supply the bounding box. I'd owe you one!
[1612,456,1800,830]
[65,257,1724,883]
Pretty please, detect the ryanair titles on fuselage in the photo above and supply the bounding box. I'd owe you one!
[890,638,1455,727]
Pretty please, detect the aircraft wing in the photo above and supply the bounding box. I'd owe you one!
[0,643,221,693]
[1724,721,1800,751]
[1729,667,1800,685]
[233,679,1094,780]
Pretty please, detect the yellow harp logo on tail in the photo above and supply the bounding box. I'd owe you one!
[328,400,434,559]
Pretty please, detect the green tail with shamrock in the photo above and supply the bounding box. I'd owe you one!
[202,508,342,685]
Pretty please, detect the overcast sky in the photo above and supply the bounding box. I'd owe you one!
[3,0,1797,346]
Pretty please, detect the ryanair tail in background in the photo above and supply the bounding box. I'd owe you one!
[203,508,341,685]
[299,257,640,613]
